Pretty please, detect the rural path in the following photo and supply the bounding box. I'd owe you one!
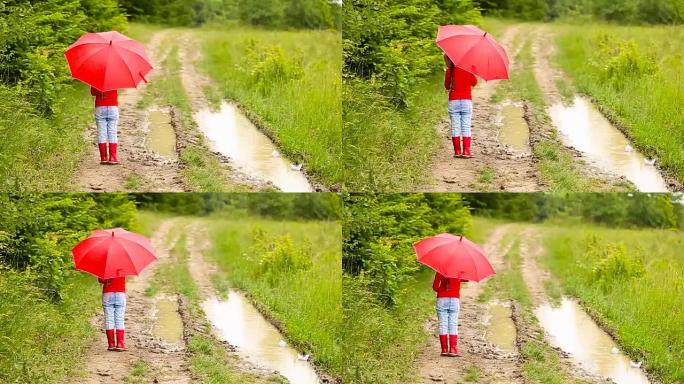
[416,225,525,383]
[423,26,543,192]
[72,219,291,383]
[72,219,194,384]
[74,29,280,192]
[415,224,610,384]
[76,31,187,193]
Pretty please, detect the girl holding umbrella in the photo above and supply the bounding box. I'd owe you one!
[436,25,510,159]
[414,233,495,357]
[65,31,153,165]
[72,228,157,352]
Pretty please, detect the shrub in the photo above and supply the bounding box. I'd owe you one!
[249,231,313,285]
[584,236,645,292]
[595,33,658,89]
[239,41,305,95]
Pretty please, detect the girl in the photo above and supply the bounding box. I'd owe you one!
[444,55,478,158]
[99,276,127,351]
[91,87,120,165]
[432,272,466,356]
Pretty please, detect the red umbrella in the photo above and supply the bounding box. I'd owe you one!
[436,25,510,81]
[65,31,153,92]
[413,233,495,281]
[72,228,157,279]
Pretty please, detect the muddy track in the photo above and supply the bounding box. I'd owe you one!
[416,225,526,384]
[422,26,543,192]
[75,32,187,192]
[72,220,194,384]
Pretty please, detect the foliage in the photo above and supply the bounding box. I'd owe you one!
[343,193,472,306]
[135,193,342,220]
[464,193,682,229]
[238,40,305,95]
[119,0,340,28]
[253,233,314,285]
[477,0,684,24]
[594,33,658,90]
[585,238,645,292]
[344,0,481,108]
[0,194,137,299]
[0,0,126,114]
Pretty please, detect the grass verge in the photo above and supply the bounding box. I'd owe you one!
[541,224,684,383]
[205,216,341,379]
[199,27,342,189]
[554,23,684,185]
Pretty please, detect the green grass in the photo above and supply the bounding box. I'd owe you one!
[554,23,684,184]
[464,365,482,382]
[541,224,684,383]
[343,75,446,191]
[124,360,150,384]
[0,271,100,383]
[199,27,342,188]
[205,216,341,378]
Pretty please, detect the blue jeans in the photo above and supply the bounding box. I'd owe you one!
[102,292,126,330]
[448,100,473,138]
[436,297,460,335]
[95,106,119,144]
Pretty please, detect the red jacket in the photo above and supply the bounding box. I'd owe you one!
[432,273,463,298]
[91,87,118,107]
[98,277,126,293]
[444,67,478,101]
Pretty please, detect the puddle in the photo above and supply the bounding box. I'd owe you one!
[195,102,313,192]
[498,102,530,152]
[549,96,668,192]
[152,297,183,345]
[483,302,516,353]
[535,298,650,384]
[147,109,177,157]
[202,290,320,384]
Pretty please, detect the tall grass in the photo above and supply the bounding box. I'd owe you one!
[199,27,342,188]
[205,216,341,378]
[554,23,684,184]
[0,271,100,383]
[542,225,684,383]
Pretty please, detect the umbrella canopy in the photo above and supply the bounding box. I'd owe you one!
[413,233,495,281]
[65,31,153,92]
[72,228,157,279]
[436,25,510,81]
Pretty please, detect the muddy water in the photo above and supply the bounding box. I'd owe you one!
[484,302,517,353]
[549,96,668,192]
[535,298,650,384]
[202,291,320,384]
[195,102,313,192]
[153,297,183,345]
[498,102,530,152]
[147,109,177,157]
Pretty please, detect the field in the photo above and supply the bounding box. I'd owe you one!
[554,23,684,184]
[199,27,343,188]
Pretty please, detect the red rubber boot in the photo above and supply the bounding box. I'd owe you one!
[439,335,449,356]
[108,143,120,165]
[115,330,127,351]
[462,137,473,158]
[452,137,462,158]
[98,143,108,164]
[448,335,460,356]
[105,329,116,351]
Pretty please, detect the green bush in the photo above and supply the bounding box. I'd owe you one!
[251,232,313,285]
[239,41,305,95]
[595,34,658,89]
[585,237,645,291]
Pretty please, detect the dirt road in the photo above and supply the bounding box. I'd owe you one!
[423,26,543,192]
[416,226,525,383]
[72,220,193,383]
[74,30,278,192]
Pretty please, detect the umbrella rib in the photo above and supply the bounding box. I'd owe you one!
[111,46,137,89]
